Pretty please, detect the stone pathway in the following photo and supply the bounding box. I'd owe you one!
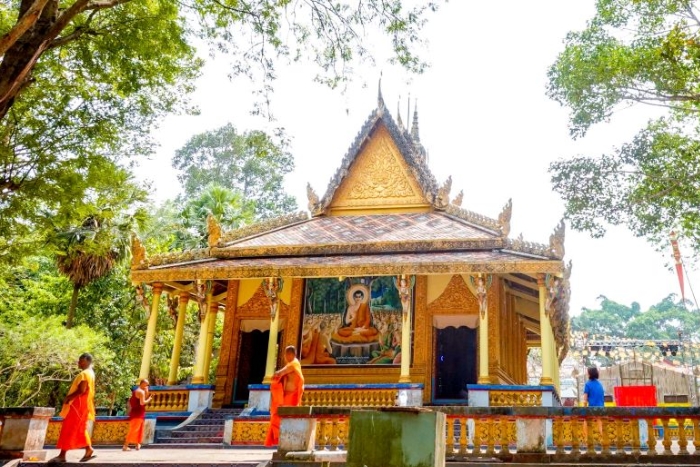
[11,447,273,467]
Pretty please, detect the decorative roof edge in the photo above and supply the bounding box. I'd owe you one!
[147,248,212,269]
[553,261,572,363]
[443,204,501,234]
[218,211,311,245]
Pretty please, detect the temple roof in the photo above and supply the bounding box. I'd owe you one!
[131,88,566,279]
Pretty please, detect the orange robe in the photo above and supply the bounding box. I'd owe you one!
[264,359,304,447]
[57,367,95,450]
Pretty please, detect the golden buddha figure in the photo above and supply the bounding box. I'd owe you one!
[332,284,379,344]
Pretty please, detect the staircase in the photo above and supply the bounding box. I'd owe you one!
[152,408,241,448]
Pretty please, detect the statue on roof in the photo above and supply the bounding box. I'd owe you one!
[131,233,148,269]
[434,176,452,210]
[498,199,513,238]
[307,183,323,216]
[451,190,464,207]
[549,220,566,259]
[207,214,222,248]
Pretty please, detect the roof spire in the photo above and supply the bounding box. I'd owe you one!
[411,100,420,141]
[396,96,404,129]
[377,75,385,112]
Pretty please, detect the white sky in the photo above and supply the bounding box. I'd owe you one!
[138,0,695,316]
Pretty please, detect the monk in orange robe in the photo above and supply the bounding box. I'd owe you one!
[123,378,152,451]
[265,345,304,447]
[49,353,96,463]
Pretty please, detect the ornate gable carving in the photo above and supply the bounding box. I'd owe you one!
[238,283,290,318]
[329,124,429,212]
[427,275,479,314]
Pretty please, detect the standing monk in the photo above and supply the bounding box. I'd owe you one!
[264,346,304,447]
[49,353,96,463]
[122,379,152,451]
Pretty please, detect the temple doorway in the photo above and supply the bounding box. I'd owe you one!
[233,329,270,407]
[433,325,477,403]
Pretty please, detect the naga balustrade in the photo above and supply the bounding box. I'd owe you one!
[277,406,700,461]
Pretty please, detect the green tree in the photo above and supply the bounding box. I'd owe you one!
[173,125,296,219]
[547,0,700,251]
[50,176,147,327]
[571,296,641,338]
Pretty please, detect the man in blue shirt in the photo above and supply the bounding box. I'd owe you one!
[583,366,605,407]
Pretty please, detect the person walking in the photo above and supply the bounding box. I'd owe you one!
[123,379,152,451]
[49,353,96,463]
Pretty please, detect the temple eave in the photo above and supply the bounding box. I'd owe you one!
[130,255,563,282]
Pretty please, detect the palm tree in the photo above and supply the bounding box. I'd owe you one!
[55,213,135,328]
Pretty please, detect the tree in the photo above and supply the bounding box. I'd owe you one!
[2,1,438,263]
[50,175,147,327]
[571,296,641,338]
[547,0,700,252]
[173,125,297,219]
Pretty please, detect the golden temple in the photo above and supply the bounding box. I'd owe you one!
[130,88,571,412]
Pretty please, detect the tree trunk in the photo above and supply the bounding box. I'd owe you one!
[66,283,80,328]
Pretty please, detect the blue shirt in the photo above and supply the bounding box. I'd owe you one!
[584,379,605,407]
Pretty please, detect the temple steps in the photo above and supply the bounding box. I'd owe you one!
[154,408,241,446]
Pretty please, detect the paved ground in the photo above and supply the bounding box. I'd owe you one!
[15,447,274,466]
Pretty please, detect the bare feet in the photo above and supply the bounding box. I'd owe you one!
[135,444,141,451]
[122,445,131,451]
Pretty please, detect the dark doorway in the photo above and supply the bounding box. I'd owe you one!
[233,329,269,406]
[433,326,477,403]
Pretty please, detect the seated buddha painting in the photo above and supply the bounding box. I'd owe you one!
[301,276,407,365]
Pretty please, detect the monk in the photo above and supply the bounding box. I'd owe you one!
[122,378,152,451]
[49,353,96,463]
[264,345,304,447]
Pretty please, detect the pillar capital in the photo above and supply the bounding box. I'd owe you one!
[537,274,546,287]
[179,290,191,303]
[151,282,164,294]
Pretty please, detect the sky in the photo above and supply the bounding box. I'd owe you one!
[137,0,695,316]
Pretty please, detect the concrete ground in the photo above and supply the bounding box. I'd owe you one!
[11,447,274,466]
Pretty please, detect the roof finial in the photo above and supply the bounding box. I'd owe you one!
[377,74,385,111]
[411,100,420,141]
[396,95,404,129]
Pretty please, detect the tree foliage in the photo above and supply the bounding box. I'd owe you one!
[571,294,700,341]
[172,124,297,219]
[547,0,700,252]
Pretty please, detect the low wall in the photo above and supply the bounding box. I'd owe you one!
[0,407,55,461]
[45,417,156,446]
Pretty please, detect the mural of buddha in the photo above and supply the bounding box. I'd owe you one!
[333,285,379,343]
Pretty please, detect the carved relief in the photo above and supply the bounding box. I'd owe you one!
[131,233,148,269]
[433,176,452,210]
[330,125,428,209]
[282,279,304,365]
[451,190,464,207]
[498,199,513,238]
[427,275,479,314]
[238,283,290,317]
[307,183,324,217]
[549,220,566,259]
[207,214,222,248]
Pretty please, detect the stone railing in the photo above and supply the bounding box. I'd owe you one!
[247,383,423,413]
[466,384,559,407]
[0,407,54,461]
[146,384,214,413]
[276,406,700,461]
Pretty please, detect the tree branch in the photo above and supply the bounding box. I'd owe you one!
[0,0,52,56]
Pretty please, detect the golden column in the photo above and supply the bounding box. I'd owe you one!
[203,299,219,381]
[262,277,284,384]
[192,282,213,384]
[538,274,554,386]
[167,291,190,385]
[139,283,163,381]
[472,274,492,384]
[397,275,415,383]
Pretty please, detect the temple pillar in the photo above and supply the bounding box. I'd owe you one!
[203,299,219,381]
[537,275,553,386]
[167,291,190,385]
[471,275,492,385]
[398,275,415,383]
[192,284,213,384]
[262,278,284,384]
[139,283,163,381]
